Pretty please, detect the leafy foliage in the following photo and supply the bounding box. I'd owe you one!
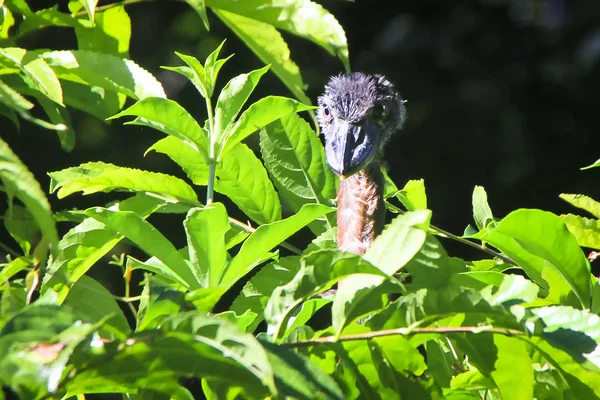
[1,1,599,399]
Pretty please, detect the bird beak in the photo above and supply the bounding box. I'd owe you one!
[325,119,380,178]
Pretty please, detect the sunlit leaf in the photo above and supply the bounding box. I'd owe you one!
[184,203,229,287]
[472,185,494,230]
[206,0,349,70]
[392,179,427,211]
[184,0,210,30]
[216,142,281,225]
[560,193,600,219]
[82,206,201,289]
[231,257,300,332]
[222,204,334,287]
[42,194,165,302]
[148,137,281,224]
[261,340,344,400]
[561,214,600,249]
[265,249,388,341]
[111,97,209,158]
[216,10,310,104]
[219,95,314,157]
[214,65,270,141]
[490,335,534,400]
[0,47,63,105]
[477,209,591,308]
[64,275,130,340]
[49,161,199,204]
[75,5,131,57]
[78,0,98,23]
[43,50,165,100]
[260,114,336,232]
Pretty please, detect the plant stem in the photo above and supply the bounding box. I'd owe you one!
[205,95,216,205]
[74,0,145,17]
[0,241,20,258]
[430,225,516,265]
[286,325,526,348]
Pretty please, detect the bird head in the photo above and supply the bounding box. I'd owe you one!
[318,73,406,178]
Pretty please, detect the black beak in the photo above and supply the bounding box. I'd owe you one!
[325,119,381,177]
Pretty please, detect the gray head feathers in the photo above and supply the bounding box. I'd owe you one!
[318,72,406,177]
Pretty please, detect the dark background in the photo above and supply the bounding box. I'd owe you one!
[3,0,600,265]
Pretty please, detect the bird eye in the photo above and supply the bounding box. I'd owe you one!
[372,104,387,119]
[321,105,333,123]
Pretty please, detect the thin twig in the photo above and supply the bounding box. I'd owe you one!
[430,224,516,266]
[73,0,146,17]
[0,241,20,258]
[286,326,526,348]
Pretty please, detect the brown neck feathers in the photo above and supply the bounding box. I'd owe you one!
[336,167,385,256]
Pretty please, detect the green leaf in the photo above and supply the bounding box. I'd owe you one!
[37,95,75,151]
[490,335,534,400]
[206,0,349,71]
[0,257,31,287]
[478,209,591,308]
[216,10,310,104]
[265,250,389,341]
[581,158,600,170]
[560,193,600,219]
[0,47,64,105]
[394,179,427,211]
[66,332,272,398]
[82,206,201,289]
[75,5,131,57]
[128,254,191,289]
[41,194,166,302]
[61,80,122,120]
[331,211,431,336]
[472,185,494,230]
[111,97,209,158]
[184,204,229,287]
[0,138,58,254]
[214,65,270,141]
[365,210,430,275]
[259,114,336,231]
[221,203,334,287]
[231,256,301,332]
[0,78,66,131]
[261,340,344,400]
[64,275,131,340]
[137,275,185,330]
[148,137,281,224]
[147,136,209,184]
[184,0,210,30]
[216,143,281,225]
[43,50,165,100]
[49,161,199,203]
[561,214,600,249]
[17,5,77,36]
[78,0,98,23]
[3,205,38,255]
[403,235,467,289]
[219,95,315,157]
[0,305,96,399]
[162,313,276,395]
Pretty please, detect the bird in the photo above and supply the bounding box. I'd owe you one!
[317,73,406,277]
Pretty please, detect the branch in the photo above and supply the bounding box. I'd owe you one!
[430,225,516,266]
[286,325,526,348]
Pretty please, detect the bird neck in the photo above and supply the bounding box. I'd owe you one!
[336,165,385,256]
